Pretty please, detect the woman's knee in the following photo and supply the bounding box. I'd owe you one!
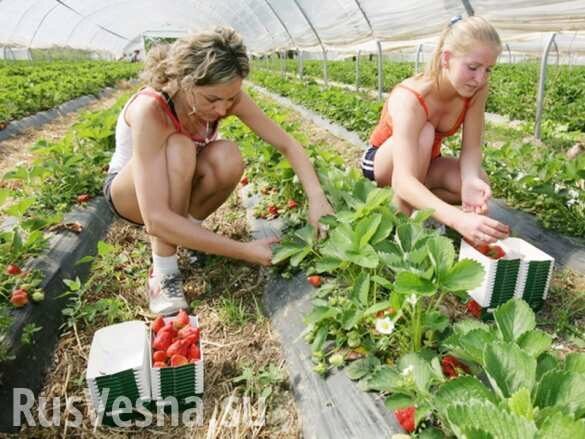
[166,133,197,183]
[197,140,244,187]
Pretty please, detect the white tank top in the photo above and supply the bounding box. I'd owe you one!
[108,90,220,174]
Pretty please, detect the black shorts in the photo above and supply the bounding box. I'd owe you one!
[102,173,142,226]
[360,145,377,181]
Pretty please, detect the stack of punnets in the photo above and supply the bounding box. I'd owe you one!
[460,237,554,312]
[86,321,151,420]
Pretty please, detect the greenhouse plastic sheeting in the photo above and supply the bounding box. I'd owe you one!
[0,0,585,56]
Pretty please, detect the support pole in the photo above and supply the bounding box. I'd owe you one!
[298,50,304,79]
[535,32,557,140]
[356,49,361,92]
[376,41,383,100]
[415,43,423,73]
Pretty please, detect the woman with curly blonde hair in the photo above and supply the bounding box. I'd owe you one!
[104,27,333,315]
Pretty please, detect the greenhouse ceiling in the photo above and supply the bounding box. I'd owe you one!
[1,0,585,56]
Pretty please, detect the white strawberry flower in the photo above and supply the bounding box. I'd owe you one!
[375,317,395,335]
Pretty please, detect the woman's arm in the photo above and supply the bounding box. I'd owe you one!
[233,92,333,234]
[460,85,491,213]
[127,97,276,265]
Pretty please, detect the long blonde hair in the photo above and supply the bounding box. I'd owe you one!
[426,16,502,85]
[141,26,249,94]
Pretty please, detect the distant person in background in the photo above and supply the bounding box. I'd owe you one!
[103,27,332,315]
[130,49,140,63]
[361,16,509,245]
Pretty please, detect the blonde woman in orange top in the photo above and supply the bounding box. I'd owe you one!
[361,16,509,245]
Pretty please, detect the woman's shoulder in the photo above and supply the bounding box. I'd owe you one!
[126,89,176,132]
[395,75,433,97]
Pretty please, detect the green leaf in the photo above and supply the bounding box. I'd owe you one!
[435,376,497,412]
[97,240,115,256]
[370,209,394,244]
[371,275,393,289]
[426,236,455,278]
[271,243,304,264]
[441,259,484,292]
[311,325,328,353]
[508,387,534,420]
[457,328,497,365]
[396,223,414,252]
[361,365,401,392]
[483,341,536,399]
[411,208,434,224]
[398,353,433,392]
[304,306,338,325]
[517,329,553,357]
[314,256,342,273]
[494,299,536,342]
[536,411,585,439]
[363,300,393,317]
[564,352,585,373]
[294,224,316,246]
[445,400,537,439]
[341,309,363,330]
[63,277,82,292]
[352,272,370,306]
[422,311,450,333]
[0,188,11,207]
[536,352,560,381]
[345,356,381,381]
[534,370,585,417]
[290,247,312,267]
[75,255,94,266]
[346,245,379,268]
[384,393,415,410]
[356,214,382,249]
[395,271,435,295]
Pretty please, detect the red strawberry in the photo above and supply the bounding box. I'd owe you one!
[153,361,167,368]
[188,344,201,361]
[441,355,470,378]
[476,243,490,255]
[173,310,189,330]
[5,264,22,275]
[10,288,29,308]
[394,406,416,433]
[166,339,188,357]
[178,326,200,341]
[487,245,506,260]
[153,350,167,363]
[466,300,482,319]
[240,176,249,186]
[307,275,321,287]
[77,194,91,203]
[152,331,173,351]
[170,354,188,367]
[267,205,279,217]
[151,316,165,334]
[287,199,298,209]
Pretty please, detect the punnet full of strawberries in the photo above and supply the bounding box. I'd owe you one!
[150,310,201,368]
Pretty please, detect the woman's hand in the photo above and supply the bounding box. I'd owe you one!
[242,237,280,266]
[308,194,334,239]
[455,211,510,245]
[461,176,491,214]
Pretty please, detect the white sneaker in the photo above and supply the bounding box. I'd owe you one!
[147,270,188,315]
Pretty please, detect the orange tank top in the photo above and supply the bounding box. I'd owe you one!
[369,84,471,159]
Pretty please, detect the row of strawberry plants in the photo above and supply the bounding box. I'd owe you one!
[0,93,129,363]
[240,83,585,437]
[261,58,585,132]
[0,60,141,127]
[249,69,585,238]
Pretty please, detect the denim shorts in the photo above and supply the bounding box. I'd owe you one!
[102,173,142,226]
[360,145,377,181]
